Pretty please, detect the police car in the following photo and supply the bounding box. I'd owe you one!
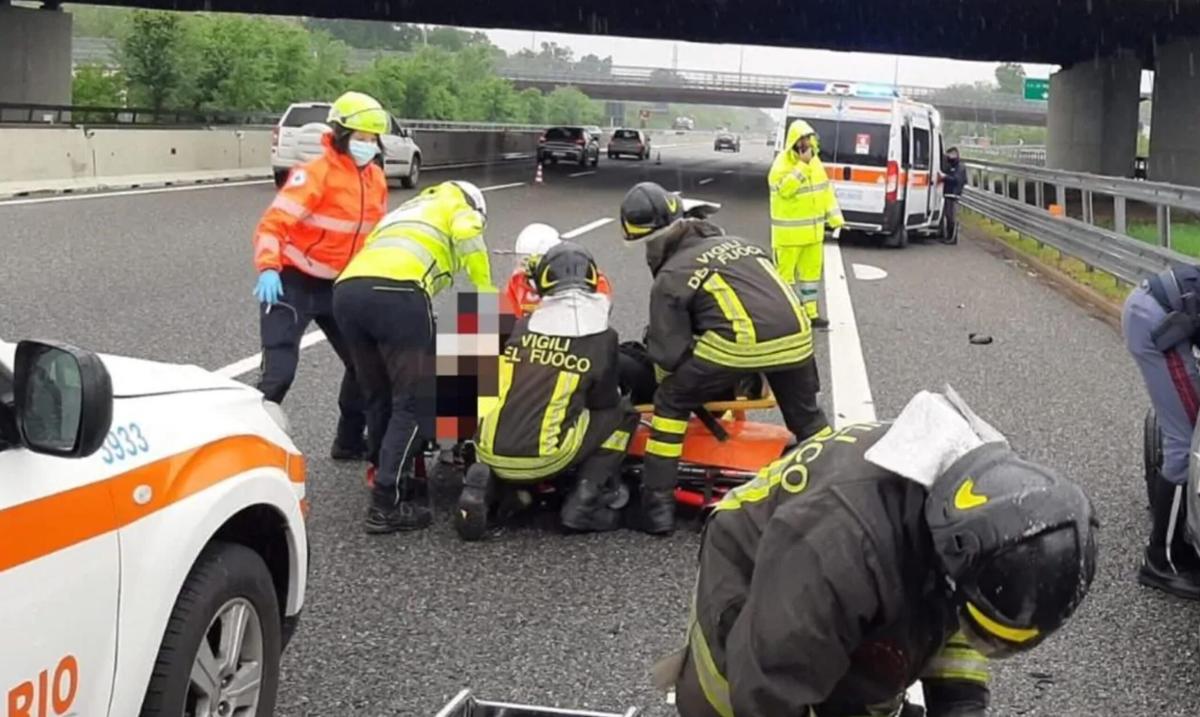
[0,337,308,716]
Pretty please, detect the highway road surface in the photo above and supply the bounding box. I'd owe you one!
[2,142,1193,716]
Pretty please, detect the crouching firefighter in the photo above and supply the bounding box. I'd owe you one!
[1123,262,1200,599]
[653,387,1099,717]
[460,242,640,541]
[619,181,830,536]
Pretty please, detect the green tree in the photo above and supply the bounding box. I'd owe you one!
[995,63,1026,95]
[119,10,187,110]
[518,88,547,124]
[302,19,421,51]
[72,63,125,106]
[425,26,492,52]
[545,86,601,125]
[66,4,132,38]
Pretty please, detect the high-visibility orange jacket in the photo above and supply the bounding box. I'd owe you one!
[501,265,613,318]
[252,133,388,279]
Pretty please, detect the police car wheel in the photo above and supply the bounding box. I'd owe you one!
[139,541,282,717]
[1145,407,1163,508]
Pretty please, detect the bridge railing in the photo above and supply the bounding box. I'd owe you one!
[961,145,1048,166]
[961,159,1200,284]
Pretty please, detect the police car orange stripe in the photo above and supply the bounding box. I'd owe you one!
[0,435,303,573]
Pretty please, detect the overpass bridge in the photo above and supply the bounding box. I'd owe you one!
[6,0,1200,182]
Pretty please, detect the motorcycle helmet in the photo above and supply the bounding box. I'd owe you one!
[926,442,1098,658]
[515,223,563,259]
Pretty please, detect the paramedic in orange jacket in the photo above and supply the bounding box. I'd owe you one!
[502,223,613,318]
[251,91,390,461]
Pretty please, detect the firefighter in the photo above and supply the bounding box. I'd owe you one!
[503,223,613,318]
[1123,263,1200,598]
[333,179,495,534]
[462,242,639,540]
[769,118,845,328]
[251,90,389,461]
[619,181,830,535]
[654,387,1099,717]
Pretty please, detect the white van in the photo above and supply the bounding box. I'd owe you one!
[775,82,947,248]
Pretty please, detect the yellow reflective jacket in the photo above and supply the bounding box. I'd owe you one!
[337,182,496,295]
[768,119,845,247]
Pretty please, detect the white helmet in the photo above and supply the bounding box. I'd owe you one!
[450,180,487,220]
[514,223,562,257]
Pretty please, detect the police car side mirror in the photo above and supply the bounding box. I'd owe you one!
[13,340,113,458]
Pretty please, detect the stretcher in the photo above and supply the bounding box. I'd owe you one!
[435,689,640,717]
[628,383,793,511]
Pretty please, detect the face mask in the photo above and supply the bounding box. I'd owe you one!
[349,140,379,166]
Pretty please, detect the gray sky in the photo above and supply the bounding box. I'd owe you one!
[483,27,1061,88]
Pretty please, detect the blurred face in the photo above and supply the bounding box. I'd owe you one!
[795,134,815,158]
[351,130,379,143]
[948,150,960,163]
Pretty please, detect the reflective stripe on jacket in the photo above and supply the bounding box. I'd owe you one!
[768,120,845,247]
[684,422,990,717]
[252,133,387,278]
[336,182,495,295]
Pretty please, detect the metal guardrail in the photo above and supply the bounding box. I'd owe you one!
[961,144,1047,166]
[961,159,1198,284]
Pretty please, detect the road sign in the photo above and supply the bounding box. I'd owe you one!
[1024,78,1050,101]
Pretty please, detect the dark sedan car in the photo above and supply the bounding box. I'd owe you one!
[714,131,741,152]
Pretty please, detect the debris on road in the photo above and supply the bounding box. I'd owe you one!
[969,333,994,345]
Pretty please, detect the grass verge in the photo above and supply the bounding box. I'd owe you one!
[960,209,1133,313]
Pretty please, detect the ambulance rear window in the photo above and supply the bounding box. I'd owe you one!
[832,122,890,167]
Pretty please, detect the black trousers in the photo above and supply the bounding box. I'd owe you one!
[642,356,828,491]
[332,277,436,495]
[257,268,365,448]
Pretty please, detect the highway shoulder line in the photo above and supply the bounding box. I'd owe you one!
[568,170,596,178]
[823,240,876,426]
[562,217,613,239]
[0,171,271,204]
[481,182,525,192]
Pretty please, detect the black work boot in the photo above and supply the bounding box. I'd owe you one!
[455,463,495,541]
[636,487,677,536]
[365,476,433,534]
[1138,478,1200,599]
[560,479,621,533]
[331,435,369,461]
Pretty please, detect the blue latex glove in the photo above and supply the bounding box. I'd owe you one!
[254,269,283,305]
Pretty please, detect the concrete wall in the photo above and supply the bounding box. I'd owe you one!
[0,5,72,105]
[1149,37,1200,186]
[0,126,541,184]
[1046,51,1142,177]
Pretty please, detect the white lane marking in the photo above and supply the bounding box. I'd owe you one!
[481,182,525,192]
[0,179,272,206]
[698,177,714,185]
[216,215,615,378]
[569,170,596,178]
[722,169,735,175]
[823,241,876,427]
[217,328,327,379]
[563,217,614,239]
[851,263,888,281]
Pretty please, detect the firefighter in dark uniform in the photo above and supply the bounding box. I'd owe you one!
[619,181,830,535]
[653,387,1099,717]
[459,242,640,540]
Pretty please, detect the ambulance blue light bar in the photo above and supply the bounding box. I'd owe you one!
[789,81,828,92]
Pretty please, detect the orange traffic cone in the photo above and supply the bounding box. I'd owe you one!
[534,161,544,185]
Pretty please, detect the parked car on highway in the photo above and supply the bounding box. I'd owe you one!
[714,130,741,152]
[607,128,651,160]
[0,336,308,716]
[271,101,422,189]
[537,126,601,167]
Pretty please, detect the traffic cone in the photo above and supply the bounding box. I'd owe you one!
[534,161,544,185]
[656,151,662,165]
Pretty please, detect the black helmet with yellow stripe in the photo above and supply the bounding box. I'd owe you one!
[926,442,1098,658]
[530,241,600,297]
[620,181,685,243]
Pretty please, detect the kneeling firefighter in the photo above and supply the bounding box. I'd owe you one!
[620,181,830,535]
[654,387,1099,717]
[462,242,640,540]
[503,222,613,319]
[1123,262,1200,599]
[333,179,496,534]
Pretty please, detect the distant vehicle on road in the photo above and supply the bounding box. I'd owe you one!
[537,126,601,167]
[608,128,651,160]
[714,130,741,152]
[777,81,947,248]
[0,336,308,716]
[271,101,422,189]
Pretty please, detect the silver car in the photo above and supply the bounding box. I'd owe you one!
[607,128,651,160]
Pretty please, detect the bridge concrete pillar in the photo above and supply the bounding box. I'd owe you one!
[0,4,72,106]
[1046,50,1142,177]
[1149,37,1200,186]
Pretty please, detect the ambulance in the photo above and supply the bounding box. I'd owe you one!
[775,81,947,248]
[1,337,308,716]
